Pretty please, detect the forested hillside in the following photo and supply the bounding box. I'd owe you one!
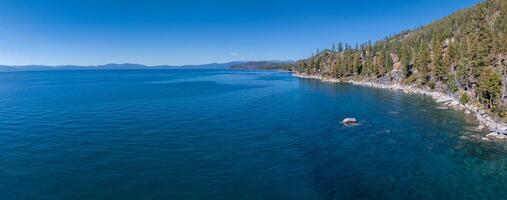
[230,61,293,70]
[294,0,507,120]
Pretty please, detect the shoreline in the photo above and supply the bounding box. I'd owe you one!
[293,72,507,141]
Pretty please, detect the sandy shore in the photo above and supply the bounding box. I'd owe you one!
[293,72,507,140]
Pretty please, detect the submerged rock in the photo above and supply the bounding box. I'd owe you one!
[487,132,499,139]
[436,106,448,110]
[447,101,460,107]
[459,135,470,140]
[388,111,400,115]
[464,126,483,133]
[486,132,507,140]
[435,96,453,103]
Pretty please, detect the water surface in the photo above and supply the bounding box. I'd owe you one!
[0,70,506,199]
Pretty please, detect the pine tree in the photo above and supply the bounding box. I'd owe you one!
[415,43,431,84]
[477,67,502,110]
[385,50,394,72]
[399,43,412,77]
[432,40,447,82]
[353,53,362,75]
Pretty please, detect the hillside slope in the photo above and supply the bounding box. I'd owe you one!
[294,0,507,120]
[230,61,294,70]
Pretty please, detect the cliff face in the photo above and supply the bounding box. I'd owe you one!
[294,0,507,121]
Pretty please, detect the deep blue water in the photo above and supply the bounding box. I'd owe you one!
[1,69,506,200]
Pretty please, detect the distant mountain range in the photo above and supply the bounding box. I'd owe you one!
[0,61,247,72]
[0,60,296,72]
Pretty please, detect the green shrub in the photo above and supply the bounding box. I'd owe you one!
[404,75,417,84]
[460,93,470,104]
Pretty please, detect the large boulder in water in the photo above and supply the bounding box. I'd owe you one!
[342,118,358,124]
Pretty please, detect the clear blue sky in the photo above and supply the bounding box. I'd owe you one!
[0,0,480,66]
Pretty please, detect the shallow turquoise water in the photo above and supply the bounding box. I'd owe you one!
[0,69,506,199]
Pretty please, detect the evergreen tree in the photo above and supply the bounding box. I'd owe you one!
[399,43,412,77]
[415,43,431,84]
[477,67,502,110]
[432,40,447,82]
[384,50,393,72]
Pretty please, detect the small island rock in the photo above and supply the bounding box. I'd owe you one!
[342,118,358,124]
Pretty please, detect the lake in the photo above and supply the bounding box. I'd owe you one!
[0,69,506,199]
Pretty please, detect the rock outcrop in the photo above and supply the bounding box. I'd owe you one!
[342,118,358,125]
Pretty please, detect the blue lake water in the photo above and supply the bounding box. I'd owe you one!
[0,69,506,199]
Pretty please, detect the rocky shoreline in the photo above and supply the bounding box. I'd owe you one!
[293,72,507,141]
